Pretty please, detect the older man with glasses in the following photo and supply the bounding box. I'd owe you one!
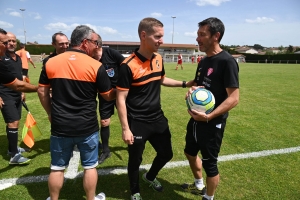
[38,25,115,200]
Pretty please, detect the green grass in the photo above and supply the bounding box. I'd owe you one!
[0,62,300,199]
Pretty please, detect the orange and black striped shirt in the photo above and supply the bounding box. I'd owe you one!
[117,49,165,122]
[39,49,113,136]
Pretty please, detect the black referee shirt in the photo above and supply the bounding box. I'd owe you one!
[0,52,23,100]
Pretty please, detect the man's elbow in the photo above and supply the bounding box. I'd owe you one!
[102,89,116,101]
[232,96,239,108]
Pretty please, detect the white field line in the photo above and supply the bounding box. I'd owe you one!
[0,146,300,190]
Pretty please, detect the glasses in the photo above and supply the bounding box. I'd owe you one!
[86,39,99,46]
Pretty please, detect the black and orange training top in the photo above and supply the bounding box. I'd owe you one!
[117,49,165,122]
[39,49,113,137]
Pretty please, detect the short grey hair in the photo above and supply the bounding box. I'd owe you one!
[70,25,95,47]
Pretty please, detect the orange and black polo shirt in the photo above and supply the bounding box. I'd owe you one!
[117,49,165,122]
[39,49,113,137]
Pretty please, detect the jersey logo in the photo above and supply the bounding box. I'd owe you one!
[69,55,76,60]
[106,68,115,77]
[207,68,213,76]
[156,60,160,69]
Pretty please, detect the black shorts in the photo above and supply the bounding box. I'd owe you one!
[1,99,22,123]
[22,69,28,76]
[98,93,116,119]
[184,118,226,160]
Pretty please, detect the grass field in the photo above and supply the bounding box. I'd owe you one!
[0,62,300,200]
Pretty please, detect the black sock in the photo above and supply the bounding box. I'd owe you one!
[6,127,19,157]
[100,126,110,153]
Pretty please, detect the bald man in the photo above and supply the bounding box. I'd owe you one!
[0,28,37,109]
[0,31,31,165]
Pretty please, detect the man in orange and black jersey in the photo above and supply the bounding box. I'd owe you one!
[38,25,114,200]
[42,32,69,98]
[116,17,193,200]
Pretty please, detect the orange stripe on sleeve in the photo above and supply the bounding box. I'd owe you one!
[3,78,17,86]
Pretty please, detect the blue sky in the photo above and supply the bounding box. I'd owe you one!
[0,0,299,47]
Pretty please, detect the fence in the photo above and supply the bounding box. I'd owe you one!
[247,60,300,64]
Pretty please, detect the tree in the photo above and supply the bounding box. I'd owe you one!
[220,44,230,52]
[253,44,264,50]
[265,51,274,55]
[286,45,294,54]
[278,45,284,52]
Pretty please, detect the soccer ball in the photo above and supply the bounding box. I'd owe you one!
[186,88,215,114]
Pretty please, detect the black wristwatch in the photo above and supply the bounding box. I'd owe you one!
[182,81,186,88]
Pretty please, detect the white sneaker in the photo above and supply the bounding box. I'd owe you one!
[95,192,106,200]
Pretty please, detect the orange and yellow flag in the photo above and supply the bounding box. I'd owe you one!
[22,112,42,148]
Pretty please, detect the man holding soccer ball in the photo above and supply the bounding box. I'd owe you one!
[116,17,193,200]
[181,17,239,200]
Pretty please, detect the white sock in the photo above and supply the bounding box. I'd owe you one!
[204,194,214,200]
[194,178,204,188]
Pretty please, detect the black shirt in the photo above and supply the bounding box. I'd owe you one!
[194,50,239,121]
[100,47,125,87]
[0,52,23,100]
[0,59,16,85]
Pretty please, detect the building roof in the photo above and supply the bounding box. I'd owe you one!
[102,41,198,49]
[231,54,246,58]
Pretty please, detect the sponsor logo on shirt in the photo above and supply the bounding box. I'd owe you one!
[207,68,213,76]
[156,60,160,69]
[69,55,76,60]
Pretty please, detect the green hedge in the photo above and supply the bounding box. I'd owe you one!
[19,45,55,55]
[242,53,300,61]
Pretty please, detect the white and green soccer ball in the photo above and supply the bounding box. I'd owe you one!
[186,88,215,114]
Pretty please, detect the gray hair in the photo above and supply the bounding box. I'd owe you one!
[70,25,95,47]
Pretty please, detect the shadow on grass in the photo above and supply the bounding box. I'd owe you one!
[96,170,192,200]
[108,145,128,161]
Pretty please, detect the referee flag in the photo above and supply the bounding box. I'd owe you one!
[21,102,42,148]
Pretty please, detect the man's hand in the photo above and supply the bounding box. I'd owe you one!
[122,129,134,145]
[188,109,208,122]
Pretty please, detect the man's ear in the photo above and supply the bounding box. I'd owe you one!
[214,32,220,42]
[140,31,146,41]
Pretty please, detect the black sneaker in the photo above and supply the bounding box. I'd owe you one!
[98,152,111,164]
[181,183,206,195]
[142,173,163,192]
